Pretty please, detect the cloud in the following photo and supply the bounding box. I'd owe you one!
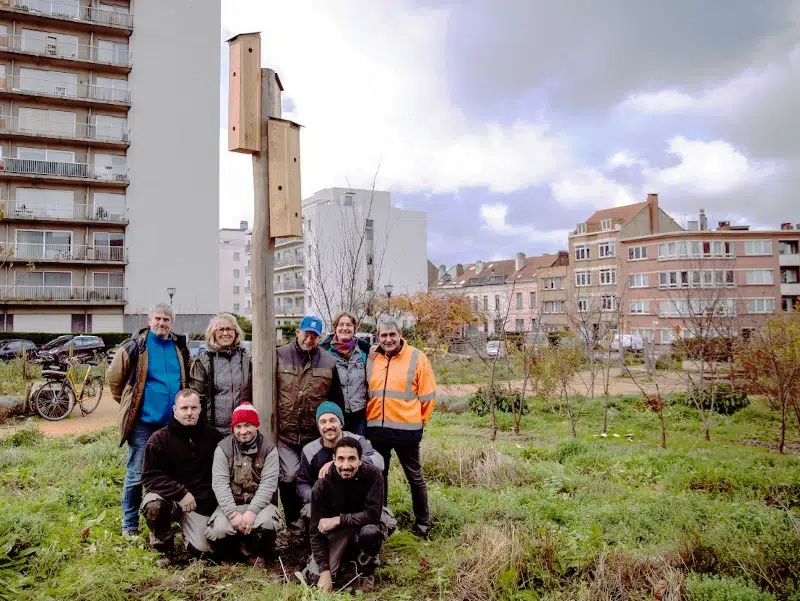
[645,136,777,197]
[618,89,694,114]
[480,202,570,243]
[551,168,637,208]
[607,151,647,170]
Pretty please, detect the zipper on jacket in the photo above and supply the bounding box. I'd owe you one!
[381,355,392,428]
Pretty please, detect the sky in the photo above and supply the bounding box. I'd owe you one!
[219,0,800,267]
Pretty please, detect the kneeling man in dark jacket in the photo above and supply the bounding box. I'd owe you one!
[305,437,388,593]
[141,389,223,567]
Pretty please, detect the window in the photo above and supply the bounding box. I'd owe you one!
[22,28,79,58]
[542,277,563,289]
[598,241,616,258]
[233,303,240,312]
[780,241,799,255]
[489,275,504,283]
[97,39,129,64]
[601,295,616,311]
[16,269,71,294]
[343,193,354,206]
[516,293,523,309]
[20,67,78,97]
[543,301,564,314]
[16,229,71,259]
[529,292,536,307]
[92,272,123,295]
[92,114,127,141]
[93,192,125,220]
[601,218,612,231]
[468,277,481,284]
[631,328,654,342]
[577,297,590,312]
[233,269,240,279]
[19,107,76,135]
[747,298,775,314]
[17,147,75,163]
[93,232,124,260]
[94,76,130,102]
[575,245,590,260]
[575,270,591,287]
[94,153,127,180]
[531,319,537,331]
[515,319,524,331]
[233,252,240,261]
[745,270,773,285]
[15,188,74,218]
[599,268,616,285]
[576,222,586,234]
[483,296,488,311]
[629,273,648,288]
[783,268,799,284]
[494,295,500,311]
[744,240,772,256]
[630,300,650,314]
[628,245,647,261]
[660,329,675,344]
[233,286,240,295]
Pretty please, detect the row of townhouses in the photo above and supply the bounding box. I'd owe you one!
[432,194,800,347]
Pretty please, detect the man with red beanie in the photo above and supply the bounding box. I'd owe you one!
[206,403,282,565]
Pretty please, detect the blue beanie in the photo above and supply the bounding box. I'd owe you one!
[316,401,344,426]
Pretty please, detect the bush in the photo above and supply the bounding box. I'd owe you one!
[684,573,775,601]
[684,383,750,415]
[468,385,528,416]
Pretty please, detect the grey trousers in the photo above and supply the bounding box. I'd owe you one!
[141,492,211,553]
[205,504,283,541]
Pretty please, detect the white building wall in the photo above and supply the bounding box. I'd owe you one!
[219,227,249,314]
[93,314,125,333]
[15,314,71,333]
[125,1,220,329]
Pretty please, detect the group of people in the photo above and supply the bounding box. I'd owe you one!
[106,303,437,592]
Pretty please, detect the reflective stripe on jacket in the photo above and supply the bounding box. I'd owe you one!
[365,340,436,444]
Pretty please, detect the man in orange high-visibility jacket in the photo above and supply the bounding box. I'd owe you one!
[366,317,436,538]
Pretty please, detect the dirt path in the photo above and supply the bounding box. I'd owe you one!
[1,368,687,439]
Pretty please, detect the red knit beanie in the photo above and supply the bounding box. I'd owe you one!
[231,403,260,428]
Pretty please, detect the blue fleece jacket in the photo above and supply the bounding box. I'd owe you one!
[139,331,182,425]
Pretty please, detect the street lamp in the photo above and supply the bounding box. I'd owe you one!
[384,283,394,314]
[167,287,176,307]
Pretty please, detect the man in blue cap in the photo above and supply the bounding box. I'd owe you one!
[276,315,344,535]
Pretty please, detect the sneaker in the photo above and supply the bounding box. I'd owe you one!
[155,556,172,568]
[121,529,139,540]
[357,575,375,593]
[410,523,430,539]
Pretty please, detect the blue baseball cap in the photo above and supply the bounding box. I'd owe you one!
[299,315,323,336]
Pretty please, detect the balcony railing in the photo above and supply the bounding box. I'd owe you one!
[13,243,127,262]
[1,199,127,222]
[275,255,305,268]
[274,280,304,292]
[0,74,131,104]
[0,115,128,143]
[0,285,126,302]
[0,34,131,66]
[275,236,302,247]
[244,264,251,275]
[1,158,128,182]
[7,0,134,29]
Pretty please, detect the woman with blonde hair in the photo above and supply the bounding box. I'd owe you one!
[189,313,252,433]
[319,311,371,436]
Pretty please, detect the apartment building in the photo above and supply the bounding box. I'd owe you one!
[219,221,249,316]
[0,1,220,333]
[273,235,304,324]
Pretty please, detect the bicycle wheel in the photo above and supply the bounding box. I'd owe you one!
[79,376,104,415]
[34,381,76,421]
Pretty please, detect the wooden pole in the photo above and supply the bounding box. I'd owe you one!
[251,68,281,440]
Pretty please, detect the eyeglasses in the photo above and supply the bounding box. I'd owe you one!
[217,327,236,334]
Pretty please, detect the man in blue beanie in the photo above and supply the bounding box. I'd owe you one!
[295,401,390,537]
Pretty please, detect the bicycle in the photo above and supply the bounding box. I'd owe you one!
[34,357,104,421]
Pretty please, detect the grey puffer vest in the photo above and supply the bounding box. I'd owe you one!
[321,336,369,415]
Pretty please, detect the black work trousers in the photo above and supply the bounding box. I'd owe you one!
[371,441,430,527]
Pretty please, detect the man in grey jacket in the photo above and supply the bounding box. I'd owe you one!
[205,404,282,565]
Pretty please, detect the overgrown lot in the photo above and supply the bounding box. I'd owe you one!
[1,395,799,600]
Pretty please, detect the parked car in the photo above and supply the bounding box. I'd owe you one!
[37,335,106,367]
[188,340,206,360]
[0,339,37,361]
[355,332,375,346]
[610,333,645,352]
[485,340,504,358]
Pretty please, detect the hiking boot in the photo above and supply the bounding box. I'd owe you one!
[357,575,375,593]
[155,556,172,568]
[121,529,139,540]
[411,523,430,539]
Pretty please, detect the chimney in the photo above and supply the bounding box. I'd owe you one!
[455,264,464,276]
[475,260,484,275]
[515,252,526,271]
[687,220,699,231]
[240,220,249,230]
[781,223,793,230]
[699,209,707,231]
[437,264,446,279]
[647,193,659,234]
[718,221,730,230]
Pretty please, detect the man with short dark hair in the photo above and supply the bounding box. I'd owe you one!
[141,389,222,567]
[108,302,190,538]
[305,437,387,593]
[276,315,344,535]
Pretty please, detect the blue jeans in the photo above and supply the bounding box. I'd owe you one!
[121,421,162,532]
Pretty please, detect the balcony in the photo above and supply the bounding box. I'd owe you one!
[780,283,800,297]
[0,34,131,72]
[0,285,126,304]
[0,158,128,186]
[275,236,302,247]
[0,199,127,224]
[0,74,131,108]
[2,1,133,34]
[244,264,250,275]
[274,280,304,293]
[275,254,304,269]
[276,310,304,319]
[0,115,128,147]
[13,243,127,263]
[779,253,800,267]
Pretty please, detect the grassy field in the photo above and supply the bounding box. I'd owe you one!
[1,394,799,601]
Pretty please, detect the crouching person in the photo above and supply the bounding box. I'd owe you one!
[304,437,388,593]
[141,389,223,567]
[206,404,282,565]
